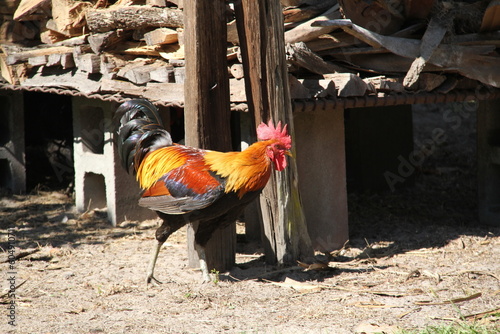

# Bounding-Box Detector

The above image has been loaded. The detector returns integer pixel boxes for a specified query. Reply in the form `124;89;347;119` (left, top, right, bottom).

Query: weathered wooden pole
235;0;313;264
184;0;235;271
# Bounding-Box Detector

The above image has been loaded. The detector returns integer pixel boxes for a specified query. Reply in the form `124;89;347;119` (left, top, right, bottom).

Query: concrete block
295;107;349;252
72;97;155;225
0;91;25;194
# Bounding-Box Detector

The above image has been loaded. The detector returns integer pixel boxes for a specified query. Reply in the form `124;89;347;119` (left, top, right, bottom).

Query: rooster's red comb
257;120;291;149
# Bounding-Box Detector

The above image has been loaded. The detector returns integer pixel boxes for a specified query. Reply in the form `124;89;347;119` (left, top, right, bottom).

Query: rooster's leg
194;243;211;283
146;240;164;285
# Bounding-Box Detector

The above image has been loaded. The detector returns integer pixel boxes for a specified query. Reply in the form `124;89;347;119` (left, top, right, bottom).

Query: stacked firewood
1;0;500;105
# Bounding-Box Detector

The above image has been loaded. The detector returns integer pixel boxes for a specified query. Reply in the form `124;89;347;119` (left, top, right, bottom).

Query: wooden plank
184;0;235;273
3;45;74;65
86;5;184;33
21;69;101;94
100;79;184;102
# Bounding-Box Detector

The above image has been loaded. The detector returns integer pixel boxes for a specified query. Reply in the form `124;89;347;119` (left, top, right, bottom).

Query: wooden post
235;0;313;264
183;0;236;271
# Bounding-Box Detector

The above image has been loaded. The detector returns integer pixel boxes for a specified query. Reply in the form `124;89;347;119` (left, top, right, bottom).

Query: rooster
115;99;292;283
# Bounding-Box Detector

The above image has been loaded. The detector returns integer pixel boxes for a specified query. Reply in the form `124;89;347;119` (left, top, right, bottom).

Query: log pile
1;0;500;106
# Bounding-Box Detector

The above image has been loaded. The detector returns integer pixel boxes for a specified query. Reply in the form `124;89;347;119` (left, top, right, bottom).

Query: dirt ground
1;102;500;334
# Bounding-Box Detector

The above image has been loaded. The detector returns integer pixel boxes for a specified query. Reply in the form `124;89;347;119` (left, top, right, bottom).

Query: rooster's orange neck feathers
204;140;274;198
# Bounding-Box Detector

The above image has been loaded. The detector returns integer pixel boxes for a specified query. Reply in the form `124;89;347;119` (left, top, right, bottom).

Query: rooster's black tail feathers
116;99;172;174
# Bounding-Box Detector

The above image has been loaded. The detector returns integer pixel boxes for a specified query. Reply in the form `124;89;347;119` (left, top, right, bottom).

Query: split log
45;52;74;68
149;63;174;82
76;53;100;73
51;0;93;36
300;78;336;97
158;44;184;60
324;72;368;97
230;63;244;79
112;41;163;56
143;27;178;46
40;28;69;44
88;30;132;54
45;18;82;37
1;54;26;85
28;55;47;66
229;77;247;102
173;66;185;83
99;53;129;78
13;0;50;21
53;34;88;46
116;60;172;85
86;5;184;33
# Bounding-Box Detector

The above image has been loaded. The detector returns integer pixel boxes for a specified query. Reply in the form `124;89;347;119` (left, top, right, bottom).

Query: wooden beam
184;0;235;272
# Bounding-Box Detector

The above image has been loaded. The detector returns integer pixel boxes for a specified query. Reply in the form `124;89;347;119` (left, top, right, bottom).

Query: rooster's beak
285;151;293;158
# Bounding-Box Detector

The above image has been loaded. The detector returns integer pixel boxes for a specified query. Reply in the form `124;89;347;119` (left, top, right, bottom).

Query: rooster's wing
137;146;225;215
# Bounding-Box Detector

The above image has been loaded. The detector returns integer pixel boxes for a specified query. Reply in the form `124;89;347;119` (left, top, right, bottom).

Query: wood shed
1;0;500;271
